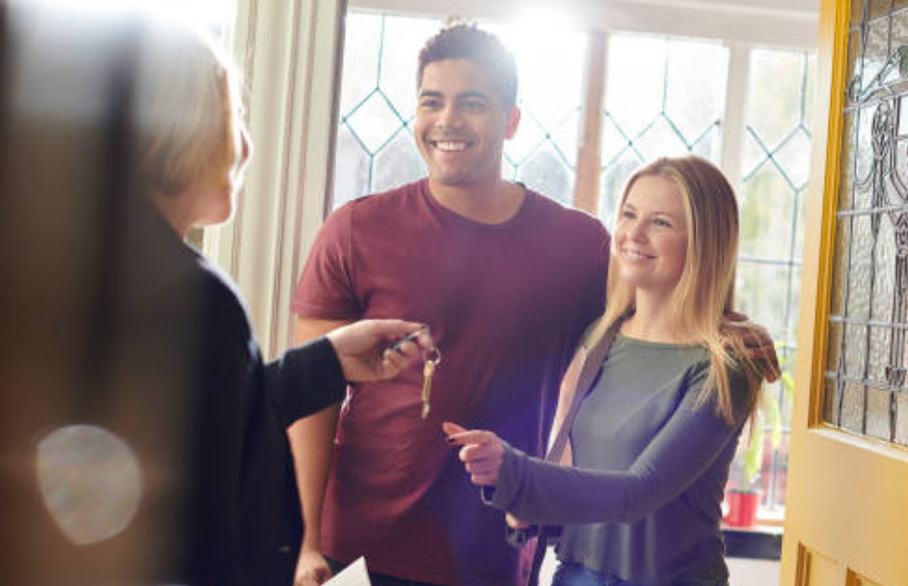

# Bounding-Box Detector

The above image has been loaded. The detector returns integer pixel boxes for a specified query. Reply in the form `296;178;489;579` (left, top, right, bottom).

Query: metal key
421;348;441;419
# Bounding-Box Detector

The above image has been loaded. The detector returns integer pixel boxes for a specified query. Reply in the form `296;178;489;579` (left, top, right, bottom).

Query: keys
390;326;429;352
421;347;441;419
390;326;441;420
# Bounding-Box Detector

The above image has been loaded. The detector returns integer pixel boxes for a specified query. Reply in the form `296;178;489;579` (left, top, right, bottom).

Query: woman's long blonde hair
590;156;762;425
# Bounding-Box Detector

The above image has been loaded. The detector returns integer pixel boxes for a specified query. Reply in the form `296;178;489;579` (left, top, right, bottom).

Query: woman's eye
654;218;671;227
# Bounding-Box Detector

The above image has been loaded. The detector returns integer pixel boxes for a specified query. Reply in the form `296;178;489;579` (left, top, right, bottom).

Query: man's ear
504;106;521;139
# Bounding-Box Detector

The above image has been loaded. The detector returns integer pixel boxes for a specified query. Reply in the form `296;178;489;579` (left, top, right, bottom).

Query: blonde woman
446;156;765;586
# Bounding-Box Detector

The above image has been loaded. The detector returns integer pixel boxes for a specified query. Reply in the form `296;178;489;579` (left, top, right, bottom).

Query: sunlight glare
29;0;235;31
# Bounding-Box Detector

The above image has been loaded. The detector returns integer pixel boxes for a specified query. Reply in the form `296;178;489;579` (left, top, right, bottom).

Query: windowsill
722;524;783;560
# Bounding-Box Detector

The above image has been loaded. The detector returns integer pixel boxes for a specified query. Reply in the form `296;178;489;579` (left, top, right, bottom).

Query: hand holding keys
390;326;441;419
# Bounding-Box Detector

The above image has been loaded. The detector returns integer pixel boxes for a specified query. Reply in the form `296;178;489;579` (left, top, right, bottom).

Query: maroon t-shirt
292;179;608;585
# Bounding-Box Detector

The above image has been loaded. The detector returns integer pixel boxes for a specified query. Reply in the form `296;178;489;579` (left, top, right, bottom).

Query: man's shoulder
523;188;609;240
317;179;425;240
340;179;425;216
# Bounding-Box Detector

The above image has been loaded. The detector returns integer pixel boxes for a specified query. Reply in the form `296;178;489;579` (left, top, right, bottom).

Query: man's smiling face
414;58;519;189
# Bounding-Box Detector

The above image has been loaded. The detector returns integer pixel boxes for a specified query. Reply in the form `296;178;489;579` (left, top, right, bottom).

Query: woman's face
190;92;252;228
613;174;689;295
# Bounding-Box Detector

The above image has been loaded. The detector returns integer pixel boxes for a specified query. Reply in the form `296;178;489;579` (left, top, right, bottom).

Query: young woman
446;156;765;586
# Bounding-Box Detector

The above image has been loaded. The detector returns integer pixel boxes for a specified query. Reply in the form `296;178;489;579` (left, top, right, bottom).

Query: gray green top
488;334;748;586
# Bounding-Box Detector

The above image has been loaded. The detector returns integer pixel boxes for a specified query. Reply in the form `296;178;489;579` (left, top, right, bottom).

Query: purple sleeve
291;203;362;320
489;367;745;525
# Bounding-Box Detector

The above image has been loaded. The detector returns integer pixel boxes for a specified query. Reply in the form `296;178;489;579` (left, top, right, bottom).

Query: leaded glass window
599;35;728;222
826;0;908;446
333;11;584;209
333;13;438;210
737;49;816;513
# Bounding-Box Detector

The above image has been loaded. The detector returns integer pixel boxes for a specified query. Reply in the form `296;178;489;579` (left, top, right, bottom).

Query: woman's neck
621;289;695;344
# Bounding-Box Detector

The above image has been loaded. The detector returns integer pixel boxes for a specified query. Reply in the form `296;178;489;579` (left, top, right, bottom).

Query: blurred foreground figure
0;4;428;585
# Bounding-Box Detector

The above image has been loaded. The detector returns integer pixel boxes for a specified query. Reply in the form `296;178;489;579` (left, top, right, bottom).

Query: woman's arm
447;367;748;526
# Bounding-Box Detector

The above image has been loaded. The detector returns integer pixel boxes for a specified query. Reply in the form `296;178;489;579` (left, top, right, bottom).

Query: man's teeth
435;141;468;151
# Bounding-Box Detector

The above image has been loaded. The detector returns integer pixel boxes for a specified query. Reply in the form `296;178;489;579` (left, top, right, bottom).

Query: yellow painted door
780;1;908;585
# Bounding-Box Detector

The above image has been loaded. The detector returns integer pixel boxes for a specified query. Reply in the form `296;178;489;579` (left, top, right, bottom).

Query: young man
289;24;609;586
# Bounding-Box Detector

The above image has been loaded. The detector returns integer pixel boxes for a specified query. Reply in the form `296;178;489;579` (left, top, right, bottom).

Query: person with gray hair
1;7;430;586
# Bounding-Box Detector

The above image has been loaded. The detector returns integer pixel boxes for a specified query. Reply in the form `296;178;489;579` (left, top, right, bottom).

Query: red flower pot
724;490;761;528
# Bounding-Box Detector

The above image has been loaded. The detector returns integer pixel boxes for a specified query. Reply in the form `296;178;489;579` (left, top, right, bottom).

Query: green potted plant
724;351;794;528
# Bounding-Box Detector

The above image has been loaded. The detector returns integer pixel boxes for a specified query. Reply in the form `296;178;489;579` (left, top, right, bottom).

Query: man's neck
427;177;525;225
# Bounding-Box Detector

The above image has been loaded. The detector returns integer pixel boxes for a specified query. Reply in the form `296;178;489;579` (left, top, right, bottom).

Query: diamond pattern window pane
344;91;407;155
598;34;727;225
604;35;669;140
515;143;574;206
665;40;729;144
599;148;644;223
736;262;792;344
634;116;694;159
333;12;443;209
735;48;815;513
378;17;446;119
747;52;810;151
827;0;908;446
503;112;549;166
338;13;384;116
372;129;426;195
739;165;800;260
332;11;583;210
333;125;370;208
492;23;584;198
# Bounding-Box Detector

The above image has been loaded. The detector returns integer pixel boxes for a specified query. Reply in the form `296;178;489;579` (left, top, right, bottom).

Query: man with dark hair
289;22;609;586
416;22;518;110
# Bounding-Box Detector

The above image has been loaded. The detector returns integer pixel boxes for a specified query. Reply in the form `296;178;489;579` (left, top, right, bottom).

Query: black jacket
138;204;346;586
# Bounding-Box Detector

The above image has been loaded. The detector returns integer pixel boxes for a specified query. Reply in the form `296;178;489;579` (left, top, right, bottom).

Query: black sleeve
265;336;347;428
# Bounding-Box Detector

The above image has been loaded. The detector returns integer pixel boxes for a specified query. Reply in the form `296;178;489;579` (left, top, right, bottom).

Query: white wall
728;558;780;586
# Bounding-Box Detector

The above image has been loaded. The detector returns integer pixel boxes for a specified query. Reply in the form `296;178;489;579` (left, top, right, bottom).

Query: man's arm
722;312;781;383
289;317;352;586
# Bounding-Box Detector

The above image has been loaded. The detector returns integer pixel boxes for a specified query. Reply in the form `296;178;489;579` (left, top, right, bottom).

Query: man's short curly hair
417;22;518;110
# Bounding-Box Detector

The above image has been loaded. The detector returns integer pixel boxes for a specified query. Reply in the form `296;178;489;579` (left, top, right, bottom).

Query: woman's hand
326;320;432;382
505;513;530;529
443;422;505;486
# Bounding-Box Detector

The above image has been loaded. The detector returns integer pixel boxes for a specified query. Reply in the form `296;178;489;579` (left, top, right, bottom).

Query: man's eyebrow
456;91;490;101
418;90;443;99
